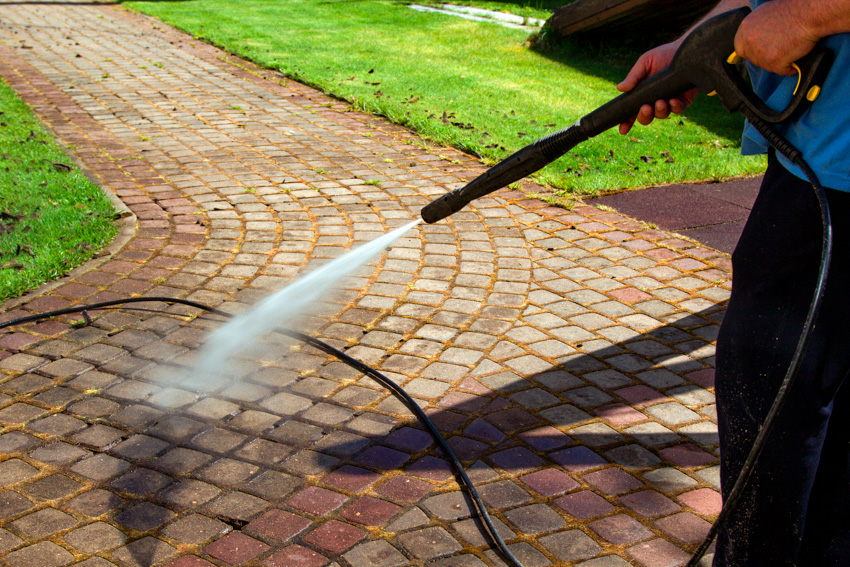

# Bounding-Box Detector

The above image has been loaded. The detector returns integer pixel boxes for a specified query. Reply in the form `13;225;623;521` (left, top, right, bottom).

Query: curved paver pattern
1;2;729;566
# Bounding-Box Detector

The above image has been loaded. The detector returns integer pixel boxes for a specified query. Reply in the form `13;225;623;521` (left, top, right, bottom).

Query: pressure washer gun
420;6;833;224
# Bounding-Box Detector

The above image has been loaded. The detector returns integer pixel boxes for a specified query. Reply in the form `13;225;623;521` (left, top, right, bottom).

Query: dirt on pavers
1;2;725;567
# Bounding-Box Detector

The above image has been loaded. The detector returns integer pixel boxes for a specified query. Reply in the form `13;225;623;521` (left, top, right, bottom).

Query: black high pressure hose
684;115;833;566
0;297;525;567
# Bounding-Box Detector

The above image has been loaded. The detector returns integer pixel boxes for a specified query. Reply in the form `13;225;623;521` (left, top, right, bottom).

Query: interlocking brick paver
4;541;73;567
246;509;310;542
115;502;176;532
0;4;733;564
619;490;682;518
25;474;82;500
162;514;230;545
398;527;462;560
677;488;722;516
504;503;567;534
287;487;348;516
583;468;644;496
263;544;328;567
303;520;367;554
376;475;433;502
655;512;712;544
589;514;654;545
205;532;270;565
627;539;691;567
11;508;77;538
65;489;123;518
342;496;402;526
485;543;550;567
207;491;269;521
451;516;516;548
63;522;127;554
539;530;603;563
343;540;408;567
555;490;616;519
0;528;22;553
111;537;176;567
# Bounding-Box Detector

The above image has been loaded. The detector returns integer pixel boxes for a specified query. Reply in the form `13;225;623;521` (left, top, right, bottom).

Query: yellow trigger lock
720;52;820;101
791;62;803;95
807;85;821;102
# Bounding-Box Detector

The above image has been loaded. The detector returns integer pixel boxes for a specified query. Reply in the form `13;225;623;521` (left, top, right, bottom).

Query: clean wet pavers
0;2;730;566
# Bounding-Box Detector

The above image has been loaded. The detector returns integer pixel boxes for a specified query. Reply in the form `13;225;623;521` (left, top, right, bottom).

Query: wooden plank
574;0;711;32
552;0;651;35
549;0;719;37
550;0;644;32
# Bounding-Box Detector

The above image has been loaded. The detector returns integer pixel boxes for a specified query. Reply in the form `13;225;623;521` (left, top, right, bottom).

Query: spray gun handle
711;46;833;123
660;7;834;122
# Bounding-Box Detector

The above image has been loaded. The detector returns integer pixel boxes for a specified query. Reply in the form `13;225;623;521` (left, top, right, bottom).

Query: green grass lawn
126;0;764;196
0;79;118;301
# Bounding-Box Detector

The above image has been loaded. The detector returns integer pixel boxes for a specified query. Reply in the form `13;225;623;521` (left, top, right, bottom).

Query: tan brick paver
0;2;726;565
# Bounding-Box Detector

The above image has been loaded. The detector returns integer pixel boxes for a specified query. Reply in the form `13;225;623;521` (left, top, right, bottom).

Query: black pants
714;156;850;566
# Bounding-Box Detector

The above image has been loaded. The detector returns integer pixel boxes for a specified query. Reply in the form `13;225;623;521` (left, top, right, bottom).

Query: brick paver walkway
0;2;728;566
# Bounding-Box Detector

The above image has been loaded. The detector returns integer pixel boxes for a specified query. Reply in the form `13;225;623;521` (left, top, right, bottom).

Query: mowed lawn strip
126;0;764;196
0;78;118;301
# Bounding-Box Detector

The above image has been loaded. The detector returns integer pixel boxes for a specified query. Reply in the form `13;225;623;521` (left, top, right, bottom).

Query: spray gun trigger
790;62;803;95
712;52;742;96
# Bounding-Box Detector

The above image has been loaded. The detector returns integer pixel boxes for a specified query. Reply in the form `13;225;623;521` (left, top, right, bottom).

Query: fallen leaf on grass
15;244;34;256
52;162;72;172
0;262;24;270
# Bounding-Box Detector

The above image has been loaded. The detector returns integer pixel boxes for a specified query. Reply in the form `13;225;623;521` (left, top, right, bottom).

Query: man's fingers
616;42;685;135
636;104;655;126
669;98;686;115
617;54;652;93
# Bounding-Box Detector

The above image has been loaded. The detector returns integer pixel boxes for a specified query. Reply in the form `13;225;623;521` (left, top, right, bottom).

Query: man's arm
618;0;850;134
735;0;850;75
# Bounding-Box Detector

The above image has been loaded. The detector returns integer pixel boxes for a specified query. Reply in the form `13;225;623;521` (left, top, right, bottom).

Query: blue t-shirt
742;1;850;191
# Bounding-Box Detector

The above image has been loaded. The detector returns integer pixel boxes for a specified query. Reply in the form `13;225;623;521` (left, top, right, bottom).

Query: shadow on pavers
0;302;723;567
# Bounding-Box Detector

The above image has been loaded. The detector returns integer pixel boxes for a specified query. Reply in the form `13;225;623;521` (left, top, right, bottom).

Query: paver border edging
0;42;139;312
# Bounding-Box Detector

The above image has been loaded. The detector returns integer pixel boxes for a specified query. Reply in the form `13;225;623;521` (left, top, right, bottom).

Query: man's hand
615;0;747;135
734;1;819;75
616;42;698;135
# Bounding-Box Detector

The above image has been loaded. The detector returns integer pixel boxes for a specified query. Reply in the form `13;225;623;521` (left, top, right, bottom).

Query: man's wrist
778;0;850;41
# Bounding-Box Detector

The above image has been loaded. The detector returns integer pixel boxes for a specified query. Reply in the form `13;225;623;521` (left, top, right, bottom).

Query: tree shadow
0;297;728;564
38;300;721;565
